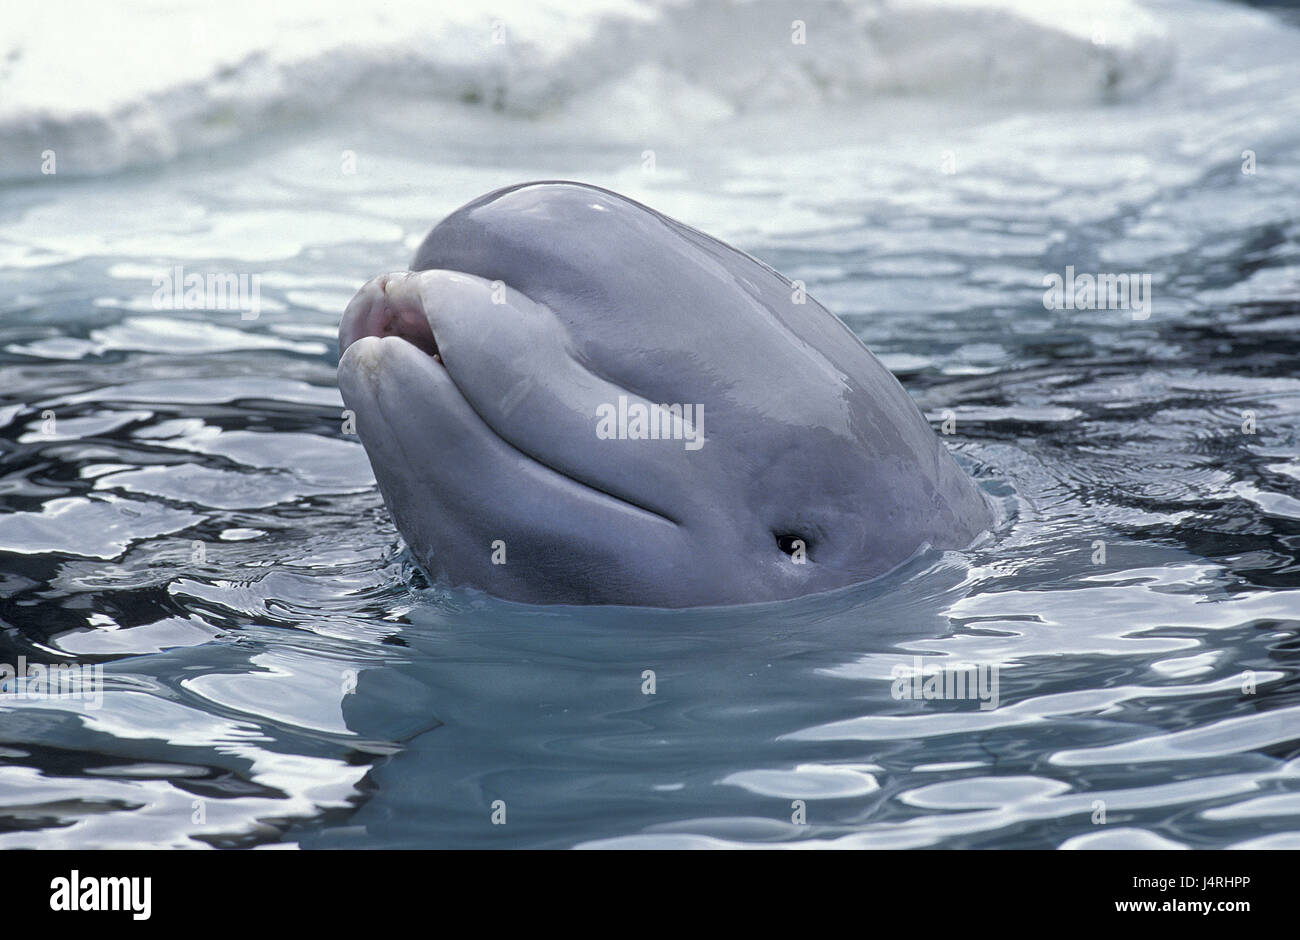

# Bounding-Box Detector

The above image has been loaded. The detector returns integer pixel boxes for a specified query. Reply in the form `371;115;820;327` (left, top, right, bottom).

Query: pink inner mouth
339;273;442;363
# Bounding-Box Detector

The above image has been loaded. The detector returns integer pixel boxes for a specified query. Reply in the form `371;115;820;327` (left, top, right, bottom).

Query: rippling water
4;0;1300;848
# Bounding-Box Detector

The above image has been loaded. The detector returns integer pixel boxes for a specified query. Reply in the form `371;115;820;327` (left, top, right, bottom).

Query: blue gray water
3;0;1300;848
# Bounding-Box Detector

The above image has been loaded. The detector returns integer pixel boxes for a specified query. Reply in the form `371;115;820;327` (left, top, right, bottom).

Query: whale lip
338;272;443;364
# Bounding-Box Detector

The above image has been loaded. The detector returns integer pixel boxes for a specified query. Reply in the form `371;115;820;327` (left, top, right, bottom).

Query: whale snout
339;272;441;361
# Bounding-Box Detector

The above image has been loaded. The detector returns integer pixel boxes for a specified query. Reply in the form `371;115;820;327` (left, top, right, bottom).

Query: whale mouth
338;272;443;365
338;268;684;530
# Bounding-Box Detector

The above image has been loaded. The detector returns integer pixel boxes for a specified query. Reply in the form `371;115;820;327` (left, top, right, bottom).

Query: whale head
337;182;992;607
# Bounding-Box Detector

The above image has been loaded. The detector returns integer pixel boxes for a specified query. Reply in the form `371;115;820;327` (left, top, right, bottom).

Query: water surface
2;0;1300;848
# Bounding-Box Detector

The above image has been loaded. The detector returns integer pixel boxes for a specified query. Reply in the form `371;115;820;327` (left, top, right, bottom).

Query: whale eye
776;534;808;557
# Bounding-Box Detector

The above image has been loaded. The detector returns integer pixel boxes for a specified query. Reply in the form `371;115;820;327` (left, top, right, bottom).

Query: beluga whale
337;182;993;607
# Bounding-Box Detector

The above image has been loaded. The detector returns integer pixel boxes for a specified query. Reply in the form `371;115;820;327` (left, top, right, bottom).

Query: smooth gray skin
337;181;993;607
